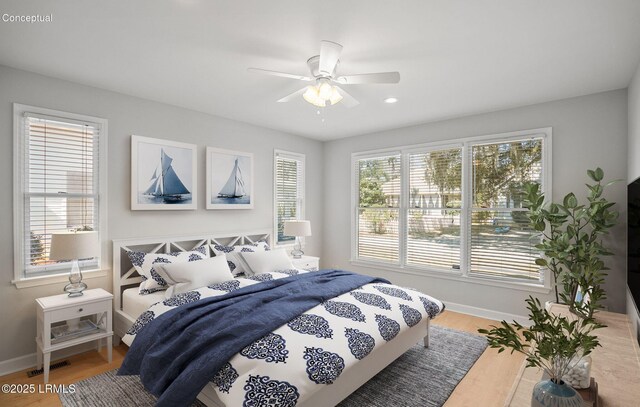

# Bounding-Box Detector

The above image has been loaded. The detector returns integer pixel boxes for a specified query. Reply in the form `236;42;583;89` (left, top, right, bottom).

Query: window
13;104;107;280
407;148;462;270
274;150;305;245
356;154;401;262
469;139;543;281
352;128;551;286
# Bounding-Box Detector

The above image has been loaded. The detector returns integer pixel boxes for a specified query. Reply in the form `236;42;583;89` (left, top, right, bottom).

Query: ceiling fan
248;40;400;108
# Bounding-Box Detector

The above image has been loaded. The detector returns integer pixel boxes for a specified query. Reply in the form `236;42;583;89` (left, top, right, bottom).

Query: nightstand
291;255;320;271
35;288;113;383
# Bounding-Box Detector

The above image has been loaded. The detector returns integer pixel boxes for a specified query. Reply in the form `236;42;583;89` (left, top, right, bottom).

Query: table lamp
49;231;99;297
283;220;312;259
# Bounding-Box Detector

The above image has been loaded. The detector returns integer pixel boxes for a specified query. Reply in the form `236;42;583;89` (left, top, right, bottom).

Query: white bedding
122;270;444;406
122;287;165;319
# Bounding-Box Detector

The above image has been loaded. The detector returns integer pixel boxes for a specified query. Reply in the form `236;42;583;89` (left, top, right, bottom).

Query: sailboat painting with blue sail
132;136;197;210
144;149;191;202
207;147;253;209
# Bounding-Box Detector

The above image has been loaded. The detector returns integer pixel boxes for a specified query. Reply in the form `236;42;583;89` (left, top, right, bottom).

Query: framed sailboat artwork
206;147;254;209
131;135;197;210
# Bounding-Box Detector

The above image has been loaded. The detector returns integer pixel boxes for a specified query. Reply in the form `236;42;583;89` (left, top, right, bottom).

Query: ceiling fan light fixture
250;40;400;109
303;86;326;107
317;80;333;100
329;87;343;105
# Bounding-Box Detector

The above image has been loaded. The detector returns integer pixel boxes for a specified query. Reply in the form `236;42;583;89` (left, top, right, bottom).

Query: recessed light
384;97;398;104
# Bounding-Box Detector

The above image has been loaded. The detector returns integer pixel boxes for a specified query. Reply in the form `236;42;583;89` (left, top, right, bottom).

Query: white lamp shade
49;231;99;260
283;220;312;237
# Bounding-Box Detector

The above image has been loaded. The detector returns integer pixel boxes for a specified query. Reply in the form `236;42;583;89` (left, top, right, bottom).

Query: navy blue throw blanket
118;269;389;407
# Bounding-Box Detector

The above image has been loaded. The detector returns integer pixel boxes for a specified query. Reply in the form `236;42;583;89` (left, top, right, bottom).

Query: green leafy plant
524;167;618;319
478;297;603;382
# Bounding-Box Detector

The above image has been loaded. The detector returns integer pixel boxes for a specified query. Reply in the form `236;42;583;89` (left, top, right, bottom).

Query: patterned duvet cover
123;270;444;406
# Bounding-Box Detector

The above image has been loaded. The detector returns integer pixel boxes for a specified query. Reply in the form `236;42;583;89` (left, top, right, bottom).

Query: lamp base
291;237;304;259
65;259;87;297
64;282;87;297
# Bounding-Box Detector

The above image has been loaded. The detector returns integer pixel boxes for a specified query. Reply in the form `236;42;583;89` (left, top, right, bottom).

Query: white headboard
111;230;272;311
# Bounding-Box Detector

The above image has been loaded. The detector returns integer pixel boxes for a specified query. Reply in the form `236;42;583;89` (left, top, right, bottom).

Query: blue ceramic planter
531;379;583;407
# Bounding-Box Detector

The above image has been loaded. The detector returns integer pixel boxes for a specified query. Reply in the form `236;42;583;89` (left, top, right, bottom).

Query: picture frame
131;135;197;210
206;147;254;209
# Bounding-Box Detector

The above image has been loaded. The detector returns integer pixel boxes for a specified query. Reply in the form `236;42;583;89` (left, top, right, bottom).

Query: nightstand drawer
295;261;317;270
48;299;110;323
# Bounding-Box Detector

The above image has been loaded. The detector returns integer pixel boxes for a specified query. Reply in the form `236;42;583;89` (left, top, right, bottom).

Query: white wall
323;90;628;319
628;61;640;339
0;65;324;364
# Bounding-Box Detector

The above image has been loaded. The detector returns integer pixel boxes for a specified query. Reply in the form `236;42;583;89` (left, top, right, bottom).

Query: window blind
352;131;548;285
356;154;401;263
469;138;544;280
23;114;100;275
275;152;304;244
407;148;462;270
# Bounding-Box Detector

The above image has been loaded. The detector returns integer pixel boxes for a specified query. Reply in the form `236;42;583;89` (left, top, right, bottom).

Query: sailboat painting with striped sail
207;147;253;209
132;135;196;210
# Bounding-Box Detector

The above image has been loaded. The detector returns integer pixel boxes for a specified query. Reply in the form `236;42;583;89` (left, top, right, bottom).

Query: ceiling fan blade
319;40;343;76
248;68;311;82
335;86;359;108
277;87;308;103
335;72;400;85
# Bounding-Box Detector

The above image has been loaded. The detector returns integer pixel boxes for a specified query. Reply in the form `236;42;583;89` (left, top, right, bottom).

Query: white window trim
273;149;306;247
351;127;552;292
12;104;108;287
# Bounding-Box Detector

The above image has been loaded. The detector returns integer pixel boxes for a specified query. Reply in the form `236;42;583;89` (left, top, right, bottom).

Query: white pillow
154;255;233;298
127;246;209;295
210;241;270;276
240;249;294;275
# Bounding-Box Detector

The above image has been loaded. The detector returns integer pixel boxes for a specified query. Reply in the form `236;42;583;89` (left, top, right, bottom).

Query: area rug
59;325;487;407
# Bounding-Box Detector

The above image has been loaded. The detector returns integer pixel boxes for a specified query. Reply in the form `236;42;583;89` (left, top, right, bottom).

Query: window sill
12;269;109;289
350;260;552;294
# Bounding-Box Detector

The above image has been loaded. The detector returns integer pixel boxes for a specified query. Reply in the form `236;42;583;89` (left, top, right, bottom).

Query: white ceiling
1;1;640;141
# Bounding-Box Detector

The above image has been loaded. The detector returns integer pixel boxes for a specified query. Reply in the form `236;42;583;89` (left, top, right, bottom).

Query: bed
112;230;444;407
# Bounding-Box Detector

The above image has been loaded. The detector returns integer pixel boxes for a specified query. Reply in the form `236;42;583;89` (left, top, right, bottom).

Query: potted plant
524;168;618;319
479;297;603;406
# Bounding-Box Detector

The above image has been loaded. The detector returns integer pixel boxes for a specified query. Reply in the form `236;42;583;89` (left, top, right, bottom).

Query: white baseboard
443;300;531;327
0;341;101;377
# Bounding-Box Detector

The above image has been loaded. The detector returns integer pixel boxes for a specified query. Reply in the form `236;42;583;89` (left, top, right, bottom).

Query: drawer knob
78;308;83;312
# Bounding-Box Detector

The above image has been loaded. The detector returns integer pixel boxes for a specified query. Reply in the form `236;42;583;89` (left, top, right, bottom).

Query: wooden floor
0;311;524;407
